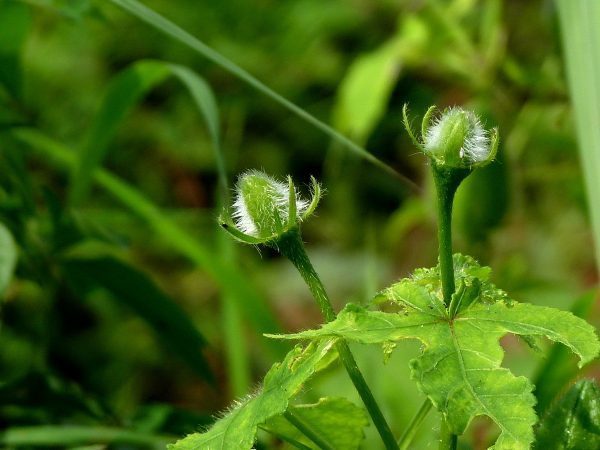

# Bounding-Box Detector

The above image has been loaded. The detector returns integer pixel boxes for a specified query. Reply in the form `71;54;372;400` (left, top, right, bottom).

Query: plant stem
398;398;433;450
283;410;335;450
278;230;399;450
432;165;469;307
432;164;469;450
439;418;458;450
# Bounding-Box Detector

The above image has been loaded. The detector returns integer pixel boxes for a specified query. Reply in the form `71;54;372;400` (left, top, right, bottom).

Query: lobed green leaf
533;291;598;415
270;255;600;449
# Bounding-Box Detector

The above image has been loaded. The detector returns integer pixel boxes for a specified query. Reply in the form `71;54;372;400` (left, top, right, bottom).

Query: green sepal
301;176;322;221
421;105;437;139
218;215;270;245
402;104;424;150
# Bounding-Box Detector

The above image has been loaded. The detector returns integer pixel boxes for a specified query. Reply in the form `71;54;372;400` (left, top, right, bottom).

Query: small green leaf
0;221;17;297
169;340;336;450
534;380;600;449
271;255;600;449
262;397;368;450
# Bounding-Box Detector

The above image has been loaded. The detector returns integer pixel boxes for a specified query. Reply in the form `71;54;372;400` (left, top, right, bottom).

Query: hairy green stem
432;165;469;450
397;399;433;449
278;230;399;450
283;410;335;450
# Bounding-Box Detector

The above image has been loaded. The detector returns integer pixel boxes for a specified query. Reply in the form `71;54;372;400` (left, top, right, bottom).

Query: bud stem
278;230;336;322
431;164;469;450
277;230;399;450
432;164;469;307
439;417;458;450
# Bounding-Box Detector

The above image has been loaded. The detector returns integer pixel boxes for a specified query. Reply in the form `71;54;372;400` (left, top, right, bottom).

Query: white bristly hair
424;108;491;165
232;170;309;237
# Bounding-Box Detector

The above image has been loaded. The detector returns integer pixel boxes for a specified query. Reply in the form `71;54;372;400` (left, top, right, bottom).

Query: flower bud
233;171;307;239
424;108;496;168
403;105;498;170
220;170;321;245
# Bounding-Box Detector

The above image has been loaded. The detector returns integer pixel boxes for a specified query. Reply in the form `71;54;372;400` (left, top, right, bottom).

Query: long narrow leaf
12;128;286;358
0;425;173;448
106;0;417;190
69;60;169;204
0;0;30;99
556;0;600;272
0;221;17;297
68;57;249;393
62;256;214;382
70;59;227;204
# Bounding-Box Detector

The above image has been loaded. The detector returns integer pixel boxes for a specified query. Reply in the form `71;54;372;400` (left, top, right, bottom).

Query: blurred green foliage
0;0;599;448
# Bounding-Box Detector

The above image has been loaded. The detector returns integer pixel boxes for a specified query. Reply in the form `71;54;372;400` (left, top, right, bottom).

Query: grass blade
12;128;286;359
68;56;251;394
556;0;600;272
107;0;417;191
0;0;30;100
70;59;228;204
69;60;170;204
0;221;17;297
62;256;214;382
0;425;173;448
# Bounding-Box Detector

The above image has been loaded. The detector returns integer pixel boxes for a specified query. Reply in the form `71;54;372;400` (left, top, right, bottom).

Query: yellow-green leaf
271;255;600;450
169;340;335;450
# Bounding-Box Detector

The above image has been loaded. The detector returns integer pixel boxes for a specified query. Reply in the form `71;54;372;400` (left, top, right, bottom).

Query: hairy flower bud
220;170;321;245
233;171;307;239
403;105;499;170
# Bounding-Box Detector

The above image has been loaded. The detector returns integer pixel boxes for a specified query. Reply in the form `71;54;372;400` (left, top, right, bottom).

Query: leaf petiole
398;398;433;450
